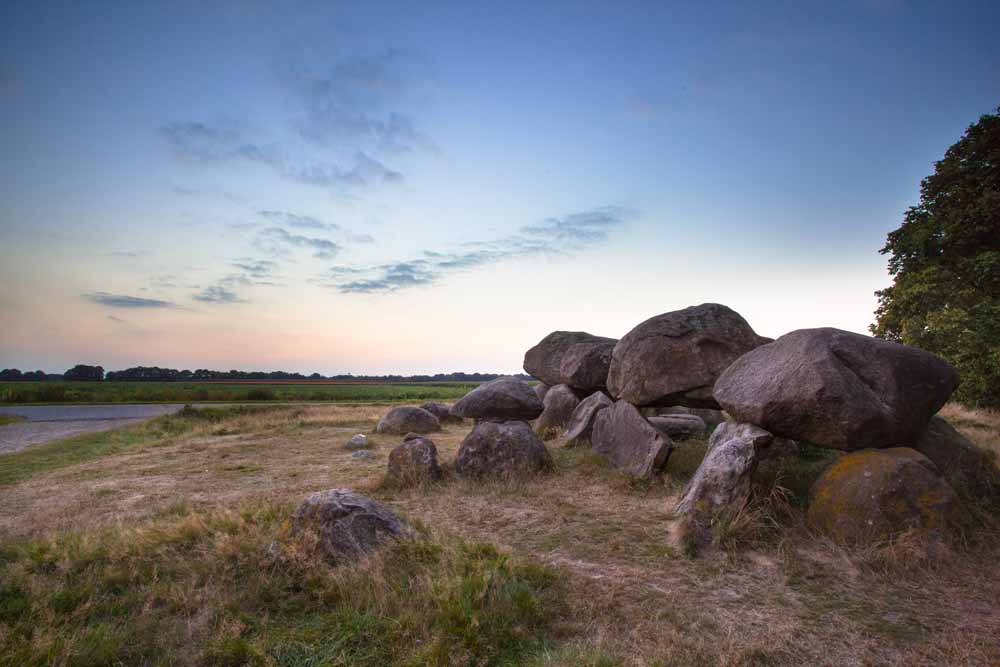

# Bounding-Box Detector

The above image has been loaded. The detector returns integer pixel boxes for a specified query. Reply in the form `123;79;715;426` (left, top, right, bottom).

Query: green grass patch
0;501;565;667
0;406;280;488
0;415;25;427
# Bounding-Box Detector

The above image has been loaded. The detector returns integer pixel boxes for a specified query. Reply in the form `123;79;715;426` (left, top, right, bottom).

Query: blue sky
1;0;998;374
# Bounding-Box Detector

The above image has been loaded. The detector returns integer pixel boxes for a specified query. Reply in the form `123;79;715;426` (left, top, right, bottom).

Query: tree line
1;365;525;383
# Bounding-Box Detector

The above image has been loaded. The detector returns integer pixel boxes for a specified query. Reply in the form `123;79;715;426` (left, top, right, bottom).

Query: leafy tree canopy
872;106;1000;407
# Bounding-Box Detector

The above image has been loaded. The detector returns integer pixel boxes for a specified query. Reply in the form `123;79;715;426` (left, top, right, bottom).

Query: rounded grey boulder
535;384;581;439
387;437;442;487
455;420;553;479
607;303;768;408
451;377;544;421
713;328;960;451
285;489;409;564
375;406;441;435
523;331;617;391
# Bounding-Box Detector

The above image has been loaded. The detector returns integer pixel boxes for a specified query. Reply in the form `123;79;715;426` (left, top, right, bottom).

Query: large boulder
808;448;961;544
591;400;673;479
560;390;613;447
607;303;767;408
523;331;617;391
420;401;462;424
387;437;442;487
284;489;410;564
534;383;550;403
535;384;581;439
455;420;553;479
451;377;544;421
375;406;441;435
648;414;707;440
714;328;960;451
674;422;773;517
912;416;998;492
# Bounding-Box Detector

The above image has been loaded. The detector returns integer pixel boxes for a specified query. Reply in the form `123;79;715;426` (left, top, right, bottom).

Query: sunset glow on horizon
3;1;999;374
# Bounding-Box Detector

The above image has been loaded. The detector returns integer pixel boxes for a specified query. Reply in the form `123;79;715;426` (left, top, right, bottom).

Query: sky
1;0;998;375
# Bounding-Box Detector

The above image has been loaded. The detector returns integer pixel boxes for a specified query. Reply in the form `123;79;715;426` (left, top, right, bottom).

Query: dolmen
450;377;552;479
523;305;987;552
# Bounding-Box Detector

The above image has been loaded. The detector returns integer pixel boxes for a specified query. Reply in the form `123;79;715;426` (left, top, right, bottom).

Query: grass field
0;403;998;665
0;381;478;404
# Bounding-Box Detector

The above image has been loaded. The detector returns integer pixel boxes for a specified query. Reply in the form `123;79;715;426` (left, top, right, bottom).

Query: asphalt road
0;404;187;455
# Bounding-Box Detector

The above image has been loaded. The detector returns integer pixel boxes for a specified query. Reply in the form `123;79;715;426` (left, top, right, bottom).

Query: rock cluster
521;303;982;550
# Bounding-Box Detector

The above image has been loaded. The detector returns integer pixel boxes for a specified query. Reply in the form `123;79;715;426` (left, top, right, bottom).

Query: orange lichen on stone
807;447;961;545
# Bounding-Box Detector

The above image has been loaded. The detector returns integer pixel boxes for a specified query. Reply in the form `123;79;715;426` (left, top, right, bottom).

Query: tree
63;364;105;382
872;106;1000;407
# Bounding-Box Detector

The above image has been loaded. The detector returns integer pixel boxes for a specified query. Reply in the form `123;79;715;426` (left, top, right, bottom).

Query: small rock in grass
345;434;369;450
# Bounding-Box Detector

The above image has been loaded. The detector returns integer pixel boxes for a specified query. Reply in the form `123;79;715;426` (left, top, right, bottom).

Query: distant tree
63;364;105;382
0;369;22;381
872;106;1000;407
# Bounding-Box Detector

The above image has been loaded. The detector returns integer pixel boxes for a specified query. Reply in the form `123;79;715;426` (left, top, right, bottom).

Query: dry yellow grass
1;402;999;665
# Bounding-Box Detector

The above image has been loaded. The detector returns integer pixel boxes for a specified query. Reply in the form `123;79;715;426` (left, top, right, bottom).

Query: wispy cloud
84;292;175;308
172;187;245;203
257;210;375;243
192;285;246;304
160;119;404;189
255;227;341;259
282;49;436;155
319;205;637;294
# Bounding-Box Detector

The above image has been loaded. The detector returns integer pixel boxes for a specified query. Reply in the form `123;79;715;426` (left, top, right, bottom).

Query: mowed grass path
0;380;479;404
0;403;999;666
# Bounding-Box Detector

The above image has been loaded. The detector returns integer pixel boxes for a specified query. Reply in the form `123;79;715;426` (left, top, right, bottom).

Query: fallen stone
451;377;544;421
714;328;960;451
284;489;410;564
455;420;553;479
352;450;376;461
591;400;673;478
387;437;442;486
375;406;441;436
607;303;767;408
535;384;581;439
523;331;617;391
648;414;707;440
808;448;961;544
659;406;727;432
560;390;613;447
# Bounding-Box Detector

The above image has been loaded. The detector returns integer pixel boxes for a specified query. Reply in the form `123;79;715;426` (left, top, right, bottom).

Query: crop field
0;381;479;405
